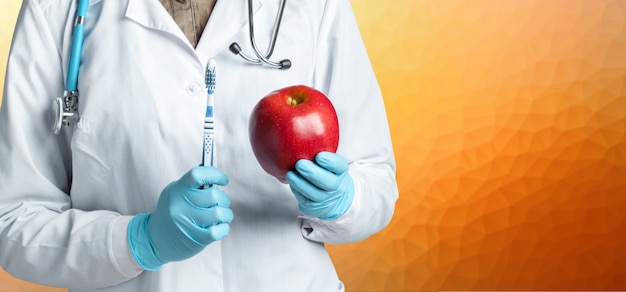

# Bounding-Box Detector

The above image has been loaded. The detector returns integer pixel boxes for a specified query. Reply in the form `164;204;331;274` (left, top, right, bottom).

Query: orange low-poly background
1;1;626;291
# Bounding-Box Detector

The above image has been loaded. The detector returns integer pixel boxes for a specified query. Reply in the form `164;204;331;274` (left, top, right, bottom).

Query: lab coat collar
196;0;262;61
124;0;187;43
124;0;262;62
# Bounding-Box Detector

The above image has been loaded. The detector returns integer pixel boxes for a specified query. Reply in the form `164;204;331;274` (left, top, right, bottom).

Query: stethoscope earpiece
228;42;243;55
279;59;291;70
53;0;292;134
229;42;291;70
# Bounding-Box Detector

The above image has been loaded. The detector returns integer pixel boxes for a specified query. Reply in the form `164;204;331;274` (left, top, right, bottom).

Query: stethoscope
229;0;291;70
52;0;88;134
53;0;291;134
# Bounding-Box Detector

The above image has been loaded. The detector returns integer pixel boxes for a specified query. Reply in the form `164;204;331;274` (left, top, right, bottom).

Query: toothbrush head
205;59;216;94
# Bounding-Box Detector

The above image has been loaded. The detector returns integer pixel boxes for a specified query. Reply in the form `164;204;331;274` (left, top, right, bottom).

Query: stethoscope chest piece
52;91;80;134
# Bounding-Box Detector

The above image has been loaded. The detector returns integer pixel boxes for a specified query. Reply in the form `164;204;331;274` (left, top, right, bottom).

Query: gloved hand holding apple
286;151;355;220
249;85;355;220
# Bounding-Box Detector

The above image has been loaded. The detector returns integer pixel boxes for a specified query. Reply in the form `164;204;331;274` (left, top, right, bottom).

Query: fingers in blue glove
156;167;233;244
315;151;349;174
286;152;355;220
287;152;348;195
289;182;343;217
182;183;231;209
129;166;234;270
177;188;234;243
179;166;229;188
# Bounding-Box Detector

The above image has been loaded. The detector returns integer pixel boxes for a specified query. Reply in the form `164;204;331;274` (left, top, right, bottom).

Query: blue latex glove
286;152;355;220
128;166;233;270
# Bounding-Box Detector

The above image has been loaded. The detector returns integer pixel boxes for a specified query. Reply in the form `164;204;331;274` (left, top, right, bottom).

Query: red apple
249;85;340;183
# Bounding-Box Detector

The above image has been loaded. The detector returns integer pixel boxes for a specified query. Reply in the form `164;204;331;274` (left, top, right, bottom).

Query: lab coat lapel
195;0;262;61
124;0;191;50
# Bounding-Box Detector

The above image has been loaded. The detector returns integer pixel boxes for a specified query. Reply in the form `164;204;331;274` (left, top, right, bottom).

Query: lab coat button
186;82;202;96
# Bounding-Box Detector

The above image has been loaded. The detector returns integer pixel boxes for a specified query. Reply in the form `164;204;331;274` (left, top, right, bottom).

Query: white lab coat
0;0;397;291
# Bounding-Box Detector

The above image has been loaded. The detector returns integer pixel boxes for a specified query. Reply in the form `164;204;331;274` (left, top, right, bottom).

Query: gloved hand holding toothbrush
128;166;233;270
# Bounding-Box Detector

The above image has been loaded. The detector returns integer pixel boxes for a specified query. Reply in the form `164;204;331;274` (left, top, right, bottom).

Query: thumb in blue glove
128;166;233;270
286;152;355;220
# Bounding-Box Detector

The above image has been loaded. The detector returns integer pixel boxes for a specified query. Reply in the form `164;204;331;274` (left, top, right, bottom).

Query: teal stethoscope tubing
66;0;293;91
52;0;87;135
66;0;89;92
57;0;289;134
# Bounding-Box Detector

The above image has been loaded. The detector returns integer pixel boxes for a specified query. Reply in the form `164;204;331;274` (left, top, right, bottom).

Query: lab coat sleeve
303;0;399;244
0;1;142;289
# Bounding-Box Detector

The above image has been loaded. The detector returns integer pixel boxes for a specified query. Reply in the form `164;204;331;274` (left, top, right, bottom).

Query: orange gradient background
1;1;626;291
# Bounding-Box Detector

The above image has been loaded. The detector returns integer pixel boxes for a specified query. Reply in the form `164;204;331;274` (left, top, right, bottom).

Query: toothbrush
202;59;216;167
